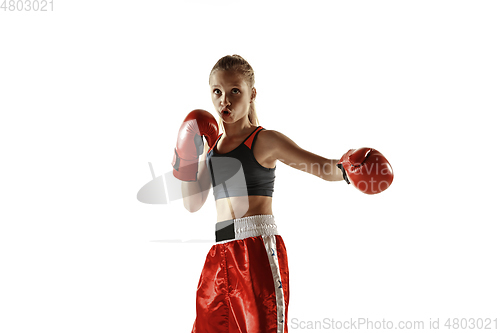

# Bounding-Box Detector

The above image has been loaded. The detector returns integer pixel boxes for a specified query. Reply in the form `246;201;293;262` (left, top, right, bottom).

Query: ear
251;87;257;102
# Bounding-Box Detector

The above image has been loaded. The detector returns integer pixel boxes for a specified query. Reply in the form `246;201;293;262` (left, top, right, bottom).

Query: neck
222;117;254;139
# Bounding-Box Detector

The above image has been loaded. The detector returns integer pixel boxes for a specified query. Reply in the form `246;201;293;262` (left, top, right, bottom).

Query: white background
1;0;499;332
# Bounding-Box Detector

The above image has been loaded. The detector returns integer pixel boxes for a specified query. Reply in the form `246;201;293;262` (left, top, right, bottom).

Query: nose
221;94;231;107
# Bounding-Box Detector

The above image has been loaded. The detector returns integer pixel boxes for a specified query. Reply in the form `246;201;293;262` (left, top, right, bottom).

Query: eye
213;88;221;95
231;88;240;94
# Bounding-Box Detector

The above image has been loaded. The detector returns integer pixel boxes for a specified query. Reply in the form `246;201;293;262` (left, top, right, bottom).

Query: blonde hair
209;54;259;127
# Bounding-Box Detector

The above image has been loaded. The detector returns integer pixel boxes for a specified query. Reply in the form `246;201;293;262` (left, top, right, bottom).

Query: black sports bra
206;126;275;200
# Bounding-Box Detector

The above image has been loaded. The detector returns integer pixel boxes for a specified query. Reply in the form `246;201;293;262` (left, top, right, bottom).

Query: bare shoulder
259;129;297;149
259;129;289;143
255;129;303;167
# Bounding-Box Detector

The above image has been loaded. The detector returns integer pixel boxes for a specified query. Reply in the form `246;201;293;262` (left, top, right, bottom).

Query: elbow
183;200;202;213
185;207;200;213
182;194;207;213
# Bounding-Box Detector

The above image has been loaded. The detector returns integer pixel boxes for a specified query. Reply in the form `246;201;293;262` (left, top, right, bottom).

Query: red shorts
192;215;289;333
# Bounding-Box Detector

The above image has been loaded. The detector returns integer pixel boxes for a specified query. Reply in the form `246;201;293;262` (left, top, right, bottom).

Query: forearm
315;158;344;182
181;158;211;212
181;180;203;212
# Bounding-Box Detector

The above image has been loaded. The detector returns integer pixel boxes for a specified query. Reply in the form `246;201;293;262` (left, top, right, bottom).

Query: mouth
221;109;231;116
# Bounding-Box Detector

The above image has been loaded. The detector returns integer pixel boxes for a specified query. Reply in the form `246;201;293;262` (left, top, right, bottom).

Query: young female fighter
171;55;393;333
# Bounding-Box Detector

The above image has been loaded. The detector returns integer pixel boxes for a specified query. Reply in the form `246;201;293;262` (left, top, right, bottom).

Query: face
209;70;256;125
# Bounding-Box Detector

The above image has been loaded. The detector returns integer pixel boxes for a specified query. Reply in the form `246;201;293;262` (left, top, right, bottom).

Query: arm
171;109;218;212
181;142;212;212
264;130;344;181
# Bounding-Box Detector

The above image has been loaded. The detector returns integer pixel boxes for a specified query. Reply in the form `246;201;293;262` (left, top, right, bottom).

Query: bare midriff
215;195;273;222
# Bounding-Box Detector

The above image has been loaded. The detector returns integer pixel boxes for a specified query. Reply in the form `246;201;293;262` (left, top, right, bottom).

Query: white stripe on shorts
262;234;285;333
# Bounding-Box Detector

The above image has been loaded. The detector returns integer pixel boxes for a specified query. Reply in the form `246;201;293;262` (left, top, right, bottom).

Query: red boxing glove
172;109;219;181
337;148;394;194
